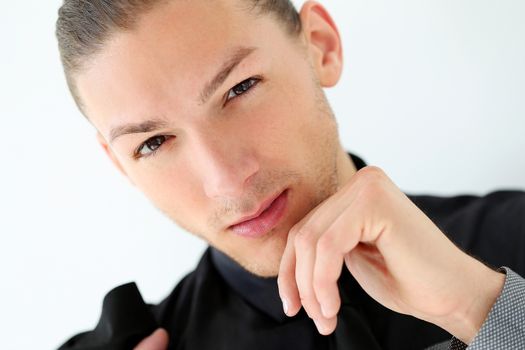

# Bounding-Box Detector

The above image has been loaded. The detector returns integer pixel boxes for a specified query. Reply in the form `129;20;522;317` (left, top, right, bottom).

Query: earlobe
96;132;132;183
299;1;343;87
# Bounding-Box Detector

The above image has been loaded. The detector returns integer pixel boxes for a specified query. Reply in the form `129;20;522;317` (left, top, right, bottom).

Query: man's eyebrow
109;119;168;143
108;47;256;143
199;46;257;105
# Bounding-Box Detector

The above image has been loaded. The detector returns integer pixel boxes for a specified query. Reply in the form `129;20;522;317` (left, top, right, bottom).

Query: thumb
134;328;169;350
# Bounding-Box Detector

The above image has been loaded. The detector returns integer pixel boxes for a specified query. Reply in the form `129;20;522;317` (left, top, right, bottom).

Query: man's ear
96;131;133;184
299;1;343;87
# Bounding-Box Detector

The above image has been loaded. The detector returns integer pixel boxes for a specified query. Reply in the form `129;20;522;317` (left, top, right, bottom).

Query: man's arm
446;267;525;349
277;166;522;345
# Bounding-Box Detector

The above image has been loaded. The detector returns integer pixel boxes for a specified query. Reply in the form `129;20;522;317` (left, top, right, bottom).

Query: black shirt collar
210;152;367;323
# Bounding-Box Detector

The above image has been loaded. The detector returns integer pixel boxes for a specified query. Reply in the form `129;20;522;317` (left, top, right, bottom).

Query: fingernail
282;298;289;316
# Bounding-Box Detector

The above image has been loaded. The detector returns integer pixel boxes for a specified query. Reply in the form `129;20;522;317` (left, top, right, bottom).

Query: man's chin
240;257;282;278
223;232;288;277
218;188;319;277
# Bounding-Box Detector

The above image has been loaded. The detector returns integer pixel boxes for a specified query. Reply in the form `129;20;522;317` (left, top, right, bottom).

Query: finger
134;328;169;350
277;229;301;317
278;199;328;317
314;232;344;319
344;246;398;312
298;190;360;320
314;206;363;319
294;226;337;334
286;184;359;332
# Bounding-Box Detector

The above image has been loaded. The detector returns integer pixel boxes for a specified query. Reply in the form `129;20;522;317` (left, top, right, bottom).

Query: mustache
207;170;301;229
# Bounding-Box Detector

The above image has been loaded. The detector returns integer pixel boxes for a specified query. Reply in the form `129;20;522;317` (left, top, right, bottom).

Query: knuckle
299;290;315;301
277;271;290;287
356;166;386;186
294;227;317;250
288;225;301;240
359;165;385;177
316;233;335;255
299;292;313;307
298;292;317;309
356;168;389;199
361;180;384;202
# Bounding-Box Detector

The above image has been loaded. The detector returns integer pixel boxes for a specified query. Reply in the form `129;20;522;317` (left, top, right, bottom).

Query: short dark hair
55;0;302;110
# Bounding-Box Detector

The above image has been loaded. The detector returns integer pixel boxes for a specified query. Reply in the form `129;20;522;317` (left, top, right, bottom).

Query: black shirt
58;153;525;350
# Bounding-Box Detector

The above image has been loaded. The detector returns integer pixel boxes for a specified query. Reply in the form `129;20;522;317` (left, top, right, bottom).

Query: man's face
76;0;353;276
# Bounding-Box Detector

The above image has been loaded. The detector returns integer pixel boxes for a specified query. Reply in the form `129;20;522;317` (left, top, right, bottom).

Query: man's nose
192;133;259;199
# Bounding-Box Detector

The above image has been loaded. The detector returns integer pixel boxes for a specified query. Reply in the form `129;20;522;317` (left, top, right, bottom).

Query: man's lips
228;189;289;238
229;189;287;227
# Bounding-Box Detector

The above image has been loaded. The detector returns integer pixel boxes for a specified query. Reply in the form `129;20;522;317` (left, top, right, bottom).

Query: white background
1;1;524;349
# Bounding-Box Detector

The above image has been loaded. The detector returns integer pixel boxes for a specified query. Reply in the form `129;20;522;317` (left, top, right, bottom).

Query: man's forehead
78;0;270;127
124;0;246;63
81;0;260;83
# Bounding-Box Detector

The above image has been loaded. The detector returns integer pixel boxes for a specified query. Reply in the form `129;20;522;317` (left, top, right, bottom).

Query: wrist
440;261;506;344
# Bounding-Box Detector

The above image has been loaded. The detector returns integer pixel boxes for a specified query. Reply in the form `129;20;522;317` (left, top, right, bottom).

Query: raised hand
278;166;505;344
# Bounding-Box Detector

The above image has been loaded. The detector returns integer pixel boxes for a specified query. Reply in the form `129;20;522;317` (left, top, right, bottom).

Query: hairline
58;0;303;115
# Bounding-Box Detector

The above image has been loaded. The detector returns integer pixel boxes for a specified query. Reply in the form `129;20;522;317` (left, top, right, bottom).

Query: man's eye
135;135;172;159
225;77;261;103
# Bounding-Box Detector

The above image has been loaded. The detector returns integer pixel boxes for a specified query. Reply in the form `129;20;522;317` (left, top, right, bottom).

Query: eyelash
223;76;261;106
133;135;174;160
133;76;261;160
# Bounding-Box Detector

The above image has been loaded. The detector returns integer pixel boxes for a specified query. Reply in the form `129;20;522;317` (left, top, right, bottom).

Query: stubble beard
161;80;343;278
242;86;342;277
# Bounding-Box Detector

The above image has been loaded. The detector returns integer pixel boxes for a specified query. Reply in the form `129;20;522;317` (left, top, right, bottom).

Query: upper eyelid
223;76;262;104
230;75;262;92
134;134;171;159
